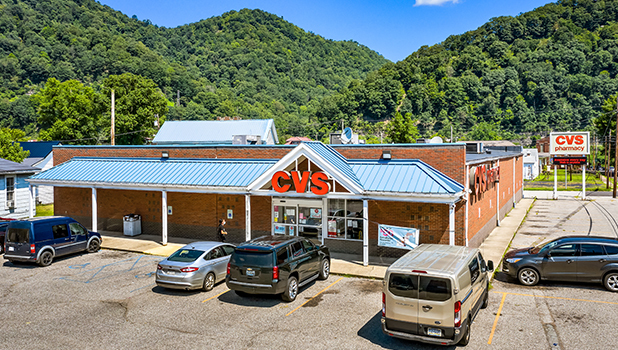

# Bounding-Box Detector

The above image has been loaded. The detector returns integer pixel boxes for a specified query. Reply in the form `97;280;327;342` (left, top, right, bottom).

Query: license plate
246;269;255;277
166;270;177;275
427;328;442;337
8;247;14;252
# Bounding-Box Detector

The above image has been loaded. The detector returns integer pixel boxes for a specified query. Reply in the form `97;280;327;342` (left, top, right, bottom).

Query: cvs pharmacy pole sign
549;132;590;155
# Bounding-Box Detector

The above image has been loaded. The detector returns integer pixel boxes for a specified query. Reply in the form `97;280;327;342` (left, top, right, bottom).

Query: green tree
464;122;502;141
35;78;106;144
0;128;30;163
387;112;419;143
102;73;168;145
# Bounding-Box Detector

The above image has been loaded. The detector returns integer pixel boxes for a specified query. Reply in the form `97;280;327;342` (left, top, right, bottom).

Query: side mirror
487;260;494;272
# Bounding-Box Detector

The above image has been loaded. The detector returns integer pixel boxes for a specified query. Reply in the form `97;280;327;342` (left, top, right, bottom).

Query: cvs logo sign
550;132;589;155
555;135;584;145
272;171;329;195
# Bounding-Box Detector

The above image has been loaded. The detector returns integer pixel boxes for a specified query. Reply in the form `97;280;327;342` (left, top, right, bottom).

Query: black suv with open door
226;235;330;302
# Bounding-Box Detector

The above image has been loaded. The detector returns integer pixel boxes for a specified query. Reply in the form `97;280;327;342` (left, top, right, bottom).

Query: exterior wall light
382;150;392;160
162;151;169;159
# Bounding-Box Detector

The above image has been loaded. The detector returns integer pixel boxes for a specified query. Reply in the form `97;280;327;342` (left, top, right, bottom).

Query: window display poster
274;225;285;234
327;220;337;237
289;226;295;236
310;208;322;219
378;224;419;250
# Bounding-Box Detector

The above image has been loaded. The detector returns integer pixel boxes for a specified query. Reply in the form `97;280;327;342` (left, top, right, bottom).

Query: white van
381;244;494;346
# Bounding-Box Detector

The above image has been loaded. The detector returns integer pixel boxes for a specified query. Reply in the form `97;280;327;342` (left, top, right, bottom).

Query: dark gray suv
226;235;330;302
503;236;618;292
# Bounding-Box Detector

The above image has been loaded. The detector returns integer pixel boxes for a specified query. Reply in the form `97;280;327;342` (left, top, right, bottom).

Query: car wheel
481;290;489;309
318;259;330;280
38;251;53;267
282;276;298;302
458;319;470;346
604;272;618;292
518;267;540;286
87;239;100;253
203;273;216;292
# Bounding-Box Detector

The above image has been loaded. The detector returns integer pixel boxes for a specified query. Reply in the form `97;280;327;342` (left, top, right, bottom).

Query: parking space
2;245;616;349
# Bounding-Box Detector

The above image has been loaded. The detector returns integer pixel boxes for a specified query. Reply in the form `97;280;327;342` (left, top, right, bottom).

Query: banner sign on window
378;224;419;250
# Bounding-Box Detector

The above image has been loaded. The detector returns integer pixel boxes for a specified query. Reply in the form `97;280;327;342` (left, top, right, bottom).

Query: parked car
0;217;16;254
503;236;618;292
226;235;330;302
156;242;235;291
382;244;494;346
4;216;102;266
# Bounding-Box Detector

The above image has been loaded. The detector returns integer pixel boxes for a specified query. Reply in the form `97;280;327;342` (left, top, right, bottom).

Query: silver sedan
156;241;235;291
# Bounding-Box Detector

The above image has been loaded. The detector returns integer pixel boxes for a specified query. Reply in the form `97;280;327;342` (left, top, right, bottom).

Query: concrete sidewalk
100;198;535;280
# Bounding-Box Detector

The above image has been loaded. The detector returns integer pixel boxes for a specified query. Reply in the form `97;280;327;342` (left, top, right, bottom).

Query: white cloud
414;0;460;6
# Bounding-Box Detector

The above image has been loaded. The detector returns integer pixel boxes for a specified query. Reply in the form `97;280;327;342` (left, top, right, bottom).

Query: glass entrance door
273;199;323;243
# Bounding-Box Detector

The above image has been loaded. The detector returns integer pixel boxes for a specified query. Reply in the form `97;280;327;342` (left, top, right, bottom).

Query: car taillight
30;244;35;254
454;300;462;327
273;266;279;280
157;264;162;270
382;292;386;317
180;267;199;273
227;262;230;275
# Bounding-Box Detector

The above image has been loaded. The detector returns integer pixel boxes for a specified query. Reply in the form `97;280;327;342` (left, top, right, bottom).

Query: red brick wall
335;146;466;184
467;156;523;247
55;187;91;217
367;200;465;246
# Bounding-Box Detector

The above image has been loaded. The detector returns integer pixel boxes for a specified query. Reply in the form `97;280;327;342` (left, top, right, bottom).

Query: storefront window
273;202;322;241
327;199;363;240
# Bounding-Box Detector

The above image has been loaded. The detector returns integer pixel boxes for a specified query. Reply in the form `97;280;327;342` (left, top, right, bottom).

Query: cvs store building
27;142;522;265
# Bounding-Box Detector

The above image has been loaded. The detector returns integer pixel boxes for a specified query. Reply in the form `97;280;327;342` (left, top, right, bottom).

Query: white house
152;119;279;145
20;141;61;204
523;148;540;180
1;159;39;218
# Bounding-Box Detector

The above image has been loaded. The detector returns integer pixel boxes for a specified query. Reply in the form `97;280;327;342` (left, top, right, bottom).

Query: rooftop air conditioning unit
6;200;14;209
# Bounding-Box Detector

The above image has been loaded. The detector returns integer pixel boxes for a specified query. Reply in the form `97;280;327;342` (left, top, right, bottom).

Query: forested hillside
0;0;387;143
314;0;618;145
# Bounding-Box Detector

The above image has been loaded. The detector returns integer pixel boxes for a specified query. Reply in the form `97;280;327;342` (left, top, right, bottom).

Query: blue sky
99;0;553;62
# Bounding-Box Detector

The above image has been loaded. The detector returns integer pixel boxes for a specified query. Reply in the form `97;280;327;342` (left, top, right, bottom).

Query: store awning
28;157;277;193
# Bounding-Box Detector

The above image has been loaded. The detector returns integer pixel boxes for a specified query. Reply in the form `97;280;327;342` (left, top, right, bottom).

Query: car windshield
167;249;205;262
531;239;560;254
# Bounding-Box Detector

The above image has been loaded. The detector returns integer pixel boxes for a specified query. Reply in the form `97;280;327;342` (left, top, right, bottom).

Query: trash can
123;214;142;236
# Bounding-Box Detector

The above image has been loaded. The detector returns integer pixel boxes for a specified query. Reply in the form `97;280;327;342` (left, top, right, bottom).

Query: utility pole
614;95;618;198
606;134;611;189
111;89;115;146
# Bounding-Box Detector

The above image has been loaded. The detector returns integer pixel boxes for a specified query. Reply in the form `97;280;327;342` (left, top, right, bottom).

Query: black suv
226;235;330;302
503;236;618;292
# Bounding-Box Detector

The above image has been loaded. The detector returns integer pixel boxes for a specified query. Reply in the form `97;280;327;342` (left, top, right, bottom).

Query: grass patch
36;204;53;217
525;172;613;191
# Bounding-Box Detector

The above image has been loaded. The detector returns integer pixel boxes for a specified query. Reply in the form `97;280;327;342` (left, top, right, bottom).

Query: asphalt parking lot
1;248;616;349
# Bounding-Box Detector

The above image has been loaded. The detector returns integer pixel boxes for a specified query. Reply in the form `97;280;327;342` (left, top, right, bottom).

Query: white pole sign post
549;132;590;200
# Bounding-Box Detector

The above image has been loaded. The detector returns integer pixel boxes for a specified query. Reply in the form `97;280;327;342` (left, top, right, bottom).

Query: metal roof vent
382;150;392;160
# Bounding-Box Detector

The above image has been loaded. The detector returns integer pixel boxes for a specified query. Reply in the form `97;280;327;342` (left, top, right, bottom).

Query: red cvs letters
272;171;329;195
555;135;584;145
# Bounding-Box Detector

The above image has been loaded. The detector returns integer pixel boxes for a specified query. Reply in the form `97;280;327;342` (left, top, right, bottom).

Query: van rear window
7;228;30;243
419;276;452;302
388;274;419;298
232;250;273;266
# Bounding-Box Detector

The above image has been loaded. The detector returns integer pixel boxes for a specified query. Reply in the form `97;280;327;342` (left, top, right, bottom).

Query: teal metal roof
302;142;363;189
29;158;276;188
28;142;464;197
349;160;464;194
